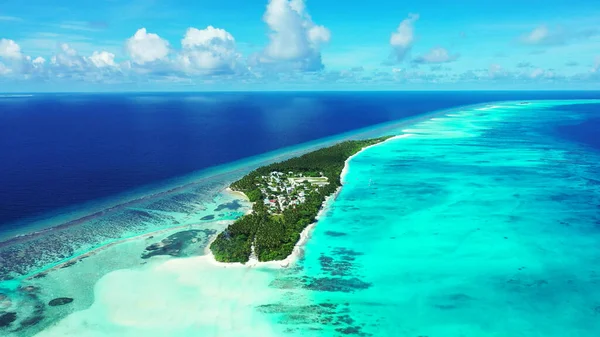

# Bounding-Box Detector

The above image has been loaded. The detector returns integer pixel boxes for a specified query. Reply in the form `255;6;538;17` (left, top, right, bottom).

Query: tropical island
210;137;392;263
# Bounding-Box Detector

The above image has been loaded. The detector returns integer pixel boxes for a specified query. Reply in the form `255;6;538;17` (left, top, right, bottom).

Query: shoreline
17;132;414;280
205;133;412;269
0;100;513;246
225;187;250;201
340;133;414;183
204;188;341;269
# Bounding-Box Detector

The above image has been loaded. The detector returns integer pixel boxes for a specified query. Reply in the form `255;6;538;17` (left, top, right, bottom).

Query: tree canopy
210;137;391;263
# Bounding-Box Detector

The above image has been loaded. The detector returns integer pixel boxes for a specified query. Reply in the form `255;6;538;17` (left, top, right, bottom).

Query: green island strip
210;137;392;263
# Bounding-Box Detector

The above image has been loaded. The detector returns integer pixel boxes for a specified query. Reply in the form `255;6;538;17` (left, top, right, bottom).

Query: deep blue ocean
1;91;599;230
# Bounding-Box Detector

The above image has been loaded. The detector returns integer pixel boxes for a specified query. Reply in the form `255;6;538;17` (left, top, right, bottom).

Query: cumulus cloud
32;56;46;66
51;43;87;69
0;39;39;75
43;44;122;82
178;26;240;75
125;28;170;65
0;39;121;82
0;38;23;60
390;14;419;63
256;0;331;71
89;51;116;68
412;47;458;64
1;24;247;83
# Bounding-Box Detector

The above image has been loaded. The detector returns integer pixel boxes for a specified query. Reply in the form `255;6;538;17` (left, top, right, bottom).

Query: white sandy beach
224;187;250;201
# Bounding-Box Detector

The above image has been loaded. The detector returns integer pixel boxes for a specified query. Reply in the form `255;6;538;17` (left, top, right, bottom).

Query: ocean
1;91;599;233
1;93;600;336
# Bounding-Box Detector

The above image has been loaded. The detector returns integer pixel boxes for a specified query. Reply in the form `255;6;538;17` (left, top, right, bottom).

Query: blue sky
0;0;599;91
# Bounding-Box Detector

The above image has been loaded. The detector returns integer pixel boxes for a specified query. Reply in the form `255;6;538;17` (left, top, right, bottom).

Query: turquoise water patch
263;100;600;336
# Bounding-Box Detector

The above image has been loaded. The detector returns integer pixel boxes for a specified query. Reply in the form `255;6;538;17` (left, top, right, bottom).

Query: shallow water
275;100;600;336
3;99;600;336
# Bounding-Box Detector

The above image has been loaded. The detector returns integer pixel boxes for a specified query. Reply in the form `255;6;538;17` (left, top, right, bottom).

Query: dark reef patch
304;277;372;293
60;260;78;269
48;297;73;306
332;247;364;258
201;215;215;221
317;247;365;277
429;292;475;311
335;326;372;336
214;200;242;212
19;285;39;293
141;229;216;259
324;231;347;237
0;288;47;331
0;201;183;280
319;254;354;276
19;315;44;329
258;300;372;336
0;312;17;327
257;303;337;316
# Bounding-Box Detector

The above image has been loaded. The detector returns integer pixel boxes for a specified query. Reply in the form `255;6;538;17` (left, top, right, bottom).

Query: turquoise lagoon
3;100;600;336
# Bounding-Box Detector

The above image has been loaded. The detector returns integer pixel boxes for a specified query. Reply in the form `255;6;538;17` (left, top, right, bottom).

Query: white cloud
519;25;597;46
42;44;121;83
32;56;46;65
182;26;234;49
51;43;86;69
125;28;170;65
178;26;240;75
0;38;23;60
521;26;554;45
390;14;419;62
0;62;10;75
89;51;116;68
412;47;458;64
257;0;330;71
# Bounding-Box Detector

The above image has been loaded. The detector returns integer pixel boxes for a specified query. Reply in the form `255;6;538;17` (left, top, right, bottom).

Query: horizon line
2;89;600;95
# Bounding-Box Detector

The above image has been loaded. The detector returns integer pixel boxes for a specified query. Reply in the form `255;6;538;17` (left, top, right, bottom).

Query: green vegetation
210;137;391;263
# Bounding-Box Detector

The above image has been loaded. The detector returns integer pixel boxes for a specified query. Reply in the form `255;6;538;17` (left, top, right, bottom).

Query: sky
0;0;599;91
